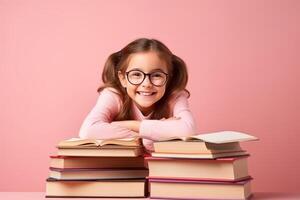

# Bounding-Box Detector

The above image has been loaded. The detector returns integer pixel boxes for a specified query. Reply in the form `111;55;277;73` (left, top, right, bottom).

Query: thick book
50;155;146;169
149;177;252;200
146;156;250;181
151;151;249;159
153;131;258;155
45;178;147;198
49;167;149;180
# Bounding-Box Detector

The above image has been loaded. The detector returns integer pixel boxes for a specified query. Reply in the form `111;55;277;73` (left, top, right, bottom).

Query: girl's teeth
139;92;153;96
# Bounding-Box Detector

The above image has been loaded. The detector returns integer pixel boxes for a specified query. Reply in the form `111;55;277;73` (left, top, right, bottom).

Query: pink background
1;0;299;193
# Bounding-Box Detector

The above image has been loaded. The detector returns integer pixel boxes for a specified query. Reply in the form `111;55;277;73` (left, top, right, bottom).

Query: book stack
46;137;148;198
147;131;258;200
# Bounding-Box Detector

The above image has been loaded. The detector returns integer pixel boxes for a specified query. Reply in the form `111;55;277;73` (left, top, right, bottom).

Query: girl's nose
141;75;152;87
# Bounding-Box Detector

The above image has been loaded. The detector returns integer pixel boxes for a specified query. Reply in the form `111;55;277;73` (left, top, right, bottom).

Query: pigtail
168;54;190;97
97;51;122;93
97;51;133;121
152;54;190;119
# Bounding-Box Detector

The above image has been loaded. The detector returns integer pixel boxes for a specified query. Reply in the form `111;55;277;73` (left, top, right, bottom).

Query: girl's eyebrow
128;67;166;73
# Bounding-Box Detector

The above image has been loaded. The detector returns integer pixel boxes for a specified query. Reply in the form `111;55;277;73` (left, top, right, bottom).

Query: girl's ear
118;71;127;88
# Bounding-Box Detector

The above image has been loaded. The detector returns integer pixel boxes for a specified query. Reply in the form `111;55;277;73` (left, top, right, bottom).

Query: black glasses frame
125;69;168;87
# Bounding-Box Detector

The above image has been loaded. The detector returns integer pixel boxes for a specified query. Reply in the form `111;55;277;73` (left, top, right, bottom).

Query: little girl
79;38;197;151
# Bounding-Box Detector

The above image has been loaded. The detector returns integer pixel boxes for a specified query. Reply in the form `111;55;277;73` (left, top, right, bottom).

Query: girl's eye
129;71;143;78
152;72;163;78
132;73;142;77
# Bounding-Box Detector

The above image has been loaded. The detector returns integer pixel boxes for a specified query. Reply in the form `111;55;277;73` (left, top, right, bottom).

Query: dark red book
49;155;146;169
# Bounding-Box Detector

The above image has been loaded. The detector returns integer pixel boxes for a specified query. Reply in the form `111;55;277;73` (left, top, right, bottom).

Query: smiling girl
79;38;196;151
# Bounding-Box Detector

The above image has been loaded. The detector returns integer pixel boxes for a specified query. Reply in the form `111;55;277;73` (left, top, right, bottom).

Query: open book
160;131;258;143
57;137;141;148
56;137;143;157
153;131;258;157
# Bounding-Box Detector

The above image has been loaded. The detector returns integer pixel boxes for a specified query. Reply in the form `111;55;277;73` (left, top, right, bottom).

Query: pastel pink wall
1;0;299;192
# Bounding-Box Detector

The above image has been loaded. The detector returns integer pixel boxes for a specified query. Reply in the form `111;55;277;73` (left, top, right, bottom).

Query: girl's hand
111;120;141;132
160;116;181;121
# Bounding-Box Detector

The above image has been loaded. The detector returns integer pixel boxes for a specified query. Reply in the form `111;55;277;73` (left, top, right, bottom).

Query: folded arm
112;91;197;141
79;88;138;140
139;103;197;141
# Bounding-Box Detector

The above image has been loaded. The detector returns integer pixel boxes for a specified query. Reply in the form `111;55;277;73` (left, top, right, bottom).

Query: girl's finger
165;116;181;120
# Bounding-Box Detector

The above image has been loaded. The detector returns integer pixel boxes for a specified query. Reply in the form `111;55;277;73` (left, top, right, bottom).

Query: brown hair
97;38;189;120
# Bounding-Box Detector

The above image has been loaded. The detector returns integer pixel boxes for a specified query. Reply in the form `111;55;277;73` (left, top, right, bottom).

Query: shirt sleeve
139;91;197;141
79;88;138;140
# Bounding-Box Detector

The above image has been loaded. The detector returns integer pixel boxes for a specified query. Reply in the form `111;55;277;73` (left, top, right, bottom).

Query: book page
191;131;258;144
58;137;140;148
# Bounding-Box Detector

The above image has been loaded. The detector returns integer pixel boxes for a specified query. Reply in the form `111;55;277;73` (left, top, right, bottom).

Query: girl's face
118;51;168;115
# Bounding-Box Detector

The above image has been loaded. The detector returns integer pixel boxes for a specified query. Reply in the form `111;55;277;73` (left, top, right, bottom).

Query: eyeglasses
125;69;168;87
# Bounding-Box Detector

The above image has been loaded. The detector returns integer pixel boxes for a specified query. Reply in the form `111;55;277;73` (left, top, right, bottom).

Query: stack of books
46;137;148;198
147;131;258;200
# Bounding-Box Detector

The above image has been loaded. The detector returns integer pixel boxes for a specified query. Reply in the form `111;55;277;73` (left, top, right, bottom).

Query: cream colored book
49;168;149;180
147;156;250;181
57;146;143;157
159;131;258;143
149;178;252;200
57;137;141;148
153;141;243;154
151;151;249;159
46;178;146;198
153;131;258;154
57;137;143;157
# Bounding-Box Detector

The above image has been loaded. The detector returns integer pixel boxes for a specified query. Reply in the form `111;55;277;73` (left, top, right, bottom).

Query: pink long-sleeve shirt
79;87;197;151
